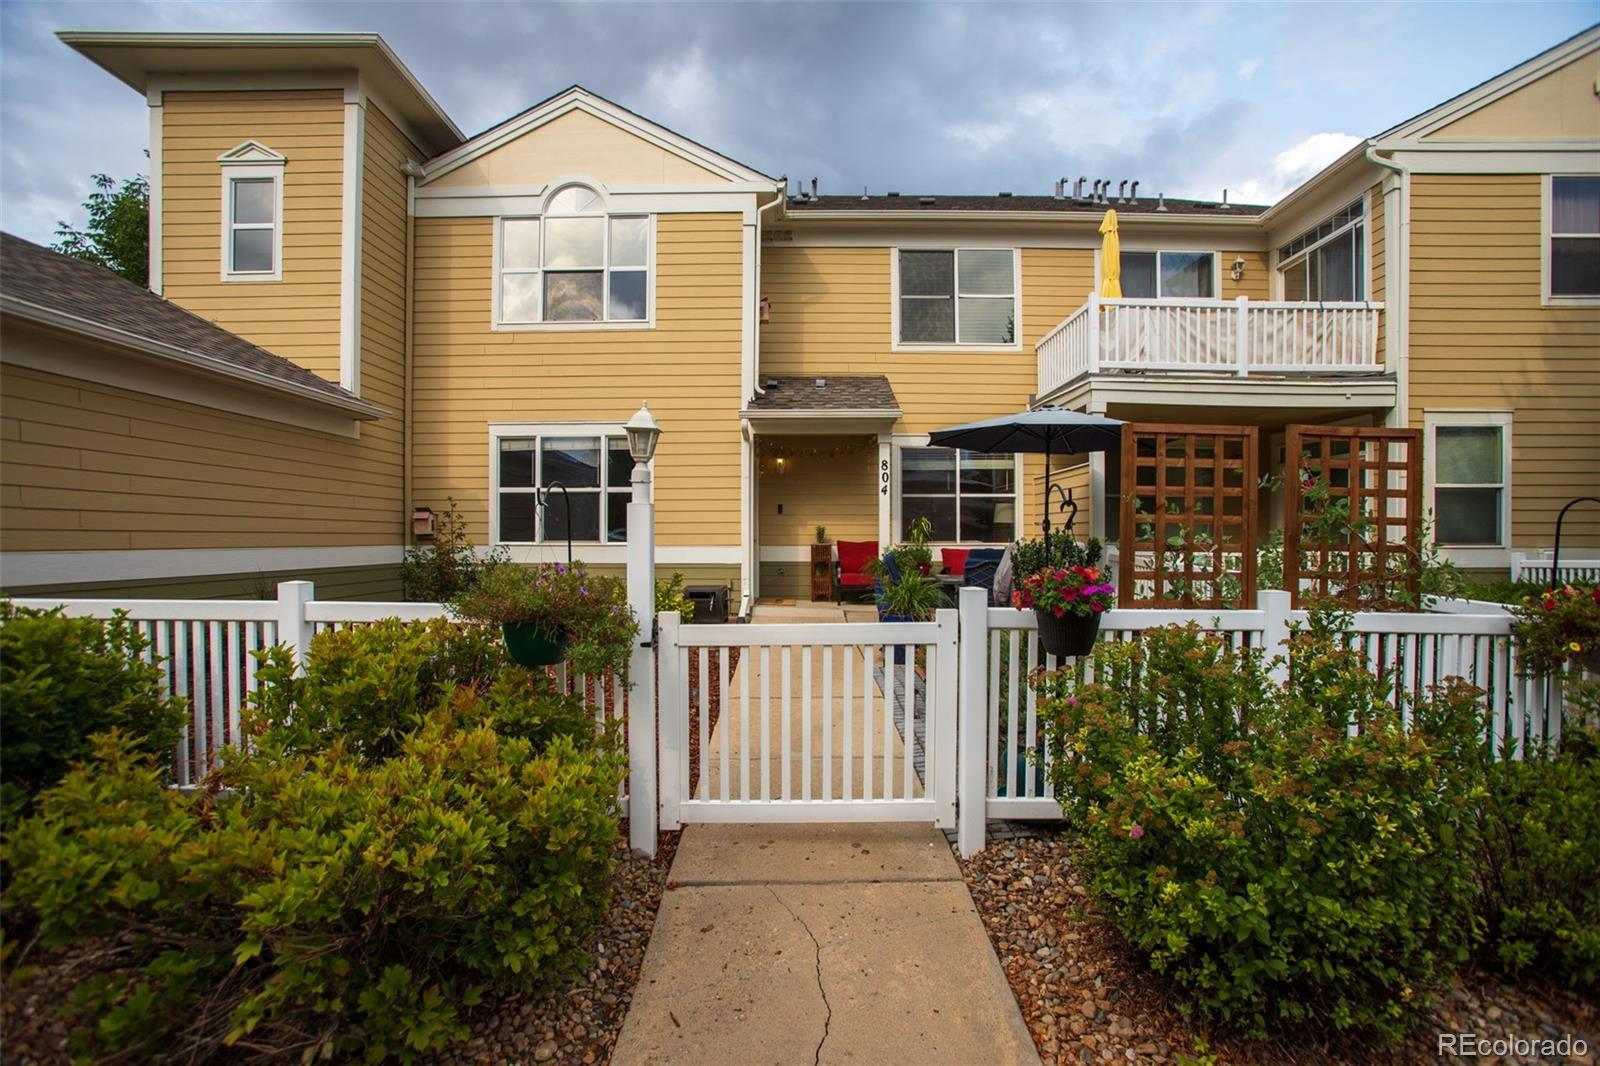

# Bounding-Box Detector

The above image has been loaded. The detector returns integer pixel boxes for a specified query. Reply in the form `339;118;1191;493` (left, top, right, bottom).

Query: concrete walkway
610;825;1040;1066
613;602;1038;1066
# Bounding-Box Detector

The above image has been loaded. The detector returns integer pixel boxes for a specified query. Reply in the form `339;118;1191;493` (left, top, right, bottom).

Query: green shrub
400;498;509;602
655;570;696;622
1474;732;1600;985
0;604;188;820
1041;620;1486;1039
1011;531;1104;584
250;617;508;763
4;659;624;1061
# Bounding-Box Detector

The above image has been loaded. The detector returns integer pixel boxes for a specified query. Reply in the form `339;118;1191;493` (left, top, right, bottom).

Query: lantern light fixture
625;401;661;464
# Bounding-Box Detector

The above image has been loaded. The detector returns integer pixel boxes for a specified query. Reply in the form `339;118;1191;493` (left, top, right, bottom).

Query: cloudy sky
2;2;1595;245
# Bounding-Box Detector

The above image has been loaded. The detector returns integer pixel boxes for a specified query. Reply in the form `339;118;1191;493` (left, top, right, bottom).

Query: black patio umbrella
927;408;1125;549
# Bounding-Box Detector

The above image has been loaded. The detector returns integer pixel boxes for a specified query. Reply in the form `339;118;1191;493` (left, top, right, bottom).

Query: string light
756;435;874;473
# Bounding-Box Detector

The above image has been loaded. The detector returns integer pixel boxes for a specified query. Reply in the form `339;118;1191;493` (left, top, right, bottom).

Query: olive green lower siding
4;564;402;602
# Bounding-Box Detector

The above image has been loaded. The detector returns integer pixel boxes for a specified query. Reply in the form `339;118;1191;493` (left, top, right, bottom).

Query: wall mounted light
1230;256;1246;282
775;455;788;475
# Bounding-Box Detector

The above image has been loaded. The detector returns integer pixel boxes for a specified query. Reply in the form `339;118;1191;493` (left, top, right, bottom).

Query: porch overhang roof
740;375;902;434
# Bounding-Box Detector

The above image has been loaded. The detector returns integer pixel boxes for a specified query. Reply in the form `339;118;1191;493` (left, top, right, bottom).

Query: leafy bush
250;617;505;763
401;498;509;602
1011;531;1104;585
451;563;637;676
1474;732;1600;985
655;570;696;622
0;604;187;820
1040;619;1486;1039
4;622;624;1063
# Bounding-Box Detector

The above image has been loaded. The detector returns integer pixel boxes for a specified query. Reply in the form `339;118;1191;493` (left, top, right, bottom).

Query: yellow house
2;27;1594;606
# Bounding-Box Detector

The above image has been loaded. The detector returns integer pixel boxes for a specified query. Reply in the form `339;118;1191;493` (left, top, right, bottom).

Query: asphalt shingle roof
1;232;361;403
747;375;901;412
786;194;1267;218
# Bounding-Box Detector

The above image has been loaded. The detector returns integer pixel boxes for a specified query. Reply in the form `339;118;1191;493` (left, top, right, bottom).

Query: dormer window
217;141;285;282
495;183;652;328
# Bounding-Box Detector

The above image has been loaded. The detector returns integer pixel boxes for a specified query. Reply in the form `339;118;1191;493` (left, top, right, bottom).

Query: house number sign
880;458;890;495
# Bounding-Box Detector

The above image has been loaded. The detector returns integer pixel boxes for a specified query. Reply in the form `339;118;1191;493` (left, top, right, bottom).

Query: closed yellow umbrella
1098;209;1121;298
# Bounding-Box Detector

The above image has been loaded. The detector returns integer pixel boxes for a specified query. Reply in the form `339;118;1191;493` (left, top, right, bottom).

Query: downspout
740;185;786;615
401;162;424;551
1365;144;1409;430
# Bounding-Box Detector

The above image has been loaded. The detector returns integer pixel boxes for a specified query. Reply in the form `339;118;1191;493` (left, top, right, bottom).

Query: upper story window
496;184;651;327
1119;251;1215;298
493;424;634;544
1278;199;1364;302
897;249;1017;346
1548;175;1600;300
899;446;1016;543
217;141;285;282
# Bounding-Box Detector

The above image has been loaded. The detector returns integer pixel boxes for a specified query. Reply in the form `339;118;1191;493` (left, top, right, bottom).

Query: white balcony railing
1036;294;1384;398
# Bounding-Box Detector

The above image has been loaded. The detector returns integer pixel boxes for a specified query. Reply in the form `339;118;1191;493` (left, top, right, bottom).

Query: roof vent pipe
1099;179;1110;204
1117;180;1128;203
1075;177;1086;200
811;177;818;199
1054;178;1064;199
1219;188;1231;209
1130;181;1139;201
1092;179;1102;203
1156;193;1168;212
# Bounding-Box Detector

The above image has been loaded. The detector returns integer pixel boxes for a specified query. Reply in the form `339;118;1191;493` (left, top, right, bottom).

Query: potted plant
889;515;935;576
451;562;637;674
868;559;949;663
815;524;828;544
1012;564;1115;658
1511;583;1600;677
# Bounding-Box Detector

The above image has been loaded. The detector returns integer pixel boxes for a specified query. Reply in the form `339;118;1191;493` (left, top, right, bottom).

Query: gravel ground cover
958;826;1599;1066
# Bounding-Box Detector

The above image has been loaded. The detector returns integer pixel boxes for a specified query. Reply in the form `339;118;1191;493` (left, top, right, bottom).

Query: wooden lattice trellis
1284;425;1422;610
1118;424;1258;609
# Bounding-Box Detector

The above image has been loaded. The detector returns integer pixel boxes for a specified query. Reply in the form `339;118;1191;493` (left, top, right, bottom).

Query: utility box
685;584;729;624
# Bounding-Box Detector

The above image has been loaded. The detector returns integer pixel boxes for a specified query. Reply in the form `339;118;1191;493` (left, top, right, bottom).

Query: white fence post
275;581;315;670
1510;551;1529;583
626;459;658;857
657;610;684;831
957;587;989;857
1234;294;1250;376
1086;292;1101;374
933;606;959;829
1260;588;1291;685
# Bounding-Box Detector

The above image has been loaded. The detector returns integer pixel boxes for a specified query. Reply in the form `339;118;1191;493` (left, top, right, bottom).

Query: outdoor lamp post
624;401;660;856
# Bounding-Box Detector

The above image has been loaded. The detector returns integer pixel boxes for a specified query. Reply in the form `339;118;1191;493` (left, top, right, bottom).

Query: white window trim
487;421;650;548
1115;249;1222;300
890;246;1023;353
490;183;657;331
1541;174;1600;307
1274;193;1369;303
891;436;1023;546
1423;409;1513;567
219;162;284;283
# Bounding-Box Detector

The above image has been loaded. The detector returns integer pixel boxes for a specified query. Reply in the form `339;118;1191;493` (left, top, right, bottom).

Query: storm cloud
2;1;1594;245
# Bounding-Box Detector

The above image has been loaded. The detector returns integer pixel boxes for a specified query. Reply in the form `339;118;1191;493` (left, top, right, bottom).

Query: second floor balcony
1036;295;1385;403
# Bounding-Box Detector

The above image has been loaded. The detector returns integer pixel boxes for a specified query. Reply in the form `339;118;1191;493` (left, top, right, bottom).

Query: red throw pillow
941;548;971;576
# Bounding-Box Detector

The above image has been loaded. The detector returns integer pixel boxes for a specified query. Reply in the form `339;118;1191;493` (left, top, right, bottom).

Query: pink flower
1129;824;1144;839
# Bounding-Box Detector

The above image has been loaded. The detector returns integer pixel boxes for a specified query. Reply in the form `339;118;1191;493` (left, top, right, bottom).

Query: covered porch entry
742;375;901;602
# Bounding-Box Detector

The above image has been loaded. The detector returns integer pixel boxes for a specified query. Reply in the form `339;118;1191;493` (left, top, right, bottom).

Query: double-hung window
1426;412;1511;548
1547;175;1600;300
1278;199;1365;301
494;427;634;544
1119;251;1216;298
217;142;285;282
497;184;650;326
899;447;1016;543
897;249;1016;345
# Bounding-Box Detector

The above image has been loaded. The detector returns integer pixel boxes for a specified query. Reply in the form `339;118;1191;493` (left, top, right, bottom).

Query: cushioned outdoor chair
961;547;1007;604
835;539;879;602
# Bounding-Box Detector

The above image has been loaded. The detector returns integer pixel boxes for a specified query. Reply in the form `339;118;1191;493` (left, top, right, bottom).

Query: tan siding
2;564;402;602
1220;251;1270;301
411;213;744;549
1408;173;1600;548
1423;56;1600;141
161;89;344;382
1370;184;1386;366
0;360;404;552
757;437;877;550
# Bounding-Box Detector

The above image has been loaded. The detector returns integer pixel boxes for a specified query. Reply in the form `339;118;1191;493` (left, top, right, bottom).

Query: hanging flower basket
1035;609;1102;659
501;622;569;668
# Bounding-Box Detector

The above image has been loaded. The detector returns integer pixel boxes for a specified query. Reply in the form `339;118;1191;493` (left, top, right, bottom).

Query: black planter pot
1035;609;1102;659
501;622;569;667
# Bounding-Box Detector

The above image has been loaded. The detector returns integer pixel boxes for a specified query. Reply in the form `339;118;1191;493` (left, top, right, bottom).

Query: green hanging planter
501;622;569;667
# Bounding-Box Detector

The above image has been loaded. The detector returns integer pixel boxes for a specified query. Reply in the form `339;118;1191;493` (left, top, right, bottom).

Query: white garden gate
656;612;958;828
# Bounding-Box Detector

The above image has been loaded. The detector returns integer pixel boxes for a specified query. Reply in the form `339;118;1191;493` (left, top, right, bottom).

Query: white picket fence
7;581;1573;856
10;581;626;788
1511;551;1600;586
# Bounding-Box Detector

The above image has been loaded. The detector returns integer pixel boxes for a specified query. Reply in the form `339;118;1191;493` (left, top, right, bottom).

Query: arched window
497;184;650;325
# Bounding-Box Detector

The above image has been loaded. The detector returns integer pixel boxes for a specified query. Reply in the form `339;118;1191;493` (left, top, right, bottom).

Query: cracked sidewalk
610;824;1040;1066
